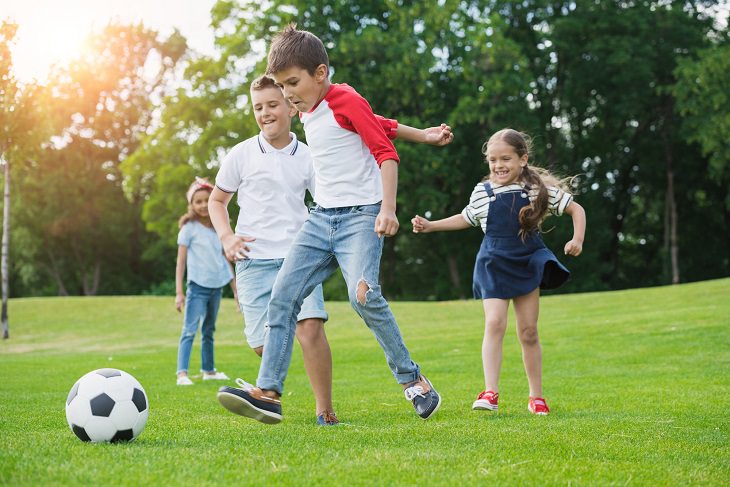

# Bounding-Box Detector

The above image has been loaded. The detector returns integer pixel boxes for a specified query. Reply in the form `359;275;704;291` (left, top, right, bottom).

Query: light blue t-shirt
177;220;233;289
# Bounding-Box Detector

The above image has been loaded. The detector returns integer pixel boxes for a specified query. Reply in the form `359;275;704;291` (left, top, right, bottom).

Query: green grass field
1;279;729;486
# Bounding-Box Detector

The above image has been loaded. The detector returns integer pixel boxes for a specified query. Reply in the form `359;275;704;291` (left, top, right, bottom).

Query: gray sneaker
404;375;441;419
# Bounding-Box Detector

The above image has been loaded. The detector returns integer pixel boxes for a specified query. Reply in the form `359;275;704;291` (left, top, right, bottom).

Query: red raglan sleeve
328;85;400;166
374;115;398;140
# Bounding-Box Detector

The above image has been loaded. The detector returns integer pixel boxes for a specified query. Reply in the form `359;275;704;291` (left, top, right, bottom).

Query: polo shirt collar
257;132;299;155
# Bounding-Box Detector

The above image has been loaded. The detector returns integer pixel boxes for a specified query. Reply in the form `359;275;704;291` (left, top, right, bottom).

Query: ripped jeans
258;202;420;394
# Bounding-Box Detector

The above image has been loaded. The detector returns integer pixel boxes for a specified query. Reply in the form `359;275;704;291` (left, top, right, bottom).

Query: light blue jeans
176;281;222;374
258;203;420;394
236;258;328;349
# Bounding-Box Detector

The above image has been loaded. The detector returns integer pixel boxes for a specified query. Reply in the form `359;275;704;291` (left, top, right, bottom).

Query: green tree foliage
129;0;729;298
1;20;51;334
10;23;187;295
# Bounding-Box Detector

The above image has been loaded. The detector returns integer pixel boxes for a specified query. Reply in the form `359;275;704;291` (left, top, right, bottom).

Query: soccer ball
65;368;149;443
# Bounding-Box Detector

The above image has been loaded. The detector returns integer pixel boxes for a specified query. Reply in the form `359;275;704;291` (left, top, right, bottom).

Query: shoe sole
422;393;442;420
472;400;498;411
217;391;283;424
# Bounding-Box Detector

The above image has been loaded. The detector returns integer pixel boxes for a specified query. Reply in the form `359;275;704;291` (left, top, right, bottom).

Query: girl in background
175;177;236;385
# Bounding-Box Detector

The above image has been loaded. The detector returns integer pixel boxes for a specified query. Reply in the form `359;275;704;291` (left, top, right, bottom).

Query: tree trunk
662;125;680;284
2;159;10;339
44;250;69;296
446;254;465;299
666;167;679;284
82;261;101;296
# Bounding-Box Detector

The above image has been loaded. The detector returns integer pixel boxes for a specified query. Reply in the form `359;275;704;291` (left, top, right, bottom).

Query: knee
485;318;507;336
296;318;325;345
518;326;539;346
180;327;197;339
351;278;381;307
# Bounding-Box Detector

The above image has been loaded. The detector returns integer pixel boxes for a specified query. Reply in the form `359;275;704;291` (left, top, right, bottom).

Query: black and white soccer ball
65;368;149;443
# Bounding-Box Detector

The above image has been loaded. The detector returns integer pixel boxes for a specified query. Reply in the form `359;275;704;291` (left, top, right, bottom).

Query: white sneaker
203;371;229;381
177;375;193;386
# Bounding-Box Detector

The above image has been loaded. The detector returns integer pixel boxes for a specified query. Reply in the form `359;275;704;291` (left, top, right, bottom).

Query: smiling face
251;86;295;147
270;64;329;113
485;140;528;185
190;189;211;219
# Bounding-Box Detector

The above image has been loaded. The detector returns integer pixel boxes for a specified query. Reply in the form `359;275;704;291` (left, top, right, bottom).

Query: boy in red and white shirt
217;25;451;424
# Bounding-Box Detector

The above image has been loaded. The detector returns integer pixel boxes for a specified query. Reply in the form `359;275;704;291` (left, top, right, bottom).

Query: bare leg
513;288;542;397
482;299;509;392
295;318;333;415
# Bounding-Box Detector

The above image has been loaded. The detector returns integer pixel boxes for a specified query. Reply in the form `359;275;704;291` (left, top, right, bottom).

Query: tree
128;0;728;299
10;22;187;296
0;20;50;336
672;42;730;279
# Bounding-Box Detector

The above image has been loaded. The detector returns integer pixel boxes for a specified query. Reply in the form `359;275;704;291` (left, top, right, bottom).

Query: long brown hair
483;129;573;241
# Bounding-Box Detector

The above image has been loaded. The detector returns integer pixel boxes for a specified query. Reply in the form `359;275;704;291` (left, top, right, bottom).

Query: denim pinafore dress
472;182;570;299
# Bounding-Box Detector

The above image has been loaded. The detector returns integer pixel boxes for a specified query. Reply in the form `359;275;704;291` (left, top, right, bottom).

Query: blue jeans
258;203;420;393
176;281;222;374
236;258;328;349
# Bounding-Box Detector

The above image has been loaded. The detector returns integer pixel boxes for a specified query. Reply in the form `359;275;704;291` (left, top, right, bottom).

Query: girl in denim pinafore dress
472;181;569;300
411;129;586;416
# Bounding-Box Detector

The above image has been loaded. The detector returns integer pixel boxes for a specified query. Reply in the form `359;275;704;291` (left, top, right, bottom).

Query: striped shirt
461;182;573;234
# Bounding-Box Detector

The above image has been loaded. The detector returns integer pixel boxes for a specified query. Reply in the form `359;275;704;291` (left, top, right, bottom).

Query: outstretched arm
411;214;471;233
395;123;454;146
563;201;586;256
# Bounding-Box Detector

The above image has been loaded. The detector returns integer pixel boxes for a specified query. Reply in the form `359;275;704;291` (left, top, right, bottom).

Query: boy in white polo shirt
211;75;451;425
215;25;451;424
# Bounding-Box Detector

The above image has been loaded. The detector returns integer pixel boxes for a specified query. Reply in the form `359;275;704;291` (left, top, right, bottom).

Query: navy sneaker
217;378;282;424
404;375;441;420
316;410;340;426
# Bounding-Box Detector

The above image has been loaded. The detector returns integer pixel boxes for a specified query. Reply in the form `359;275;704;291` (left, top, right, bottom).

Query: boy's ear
314;64;328;82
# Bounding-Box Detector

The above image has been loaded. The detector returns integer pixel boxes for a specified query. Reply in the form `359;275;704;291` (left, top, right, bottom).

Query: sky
1;0;218;83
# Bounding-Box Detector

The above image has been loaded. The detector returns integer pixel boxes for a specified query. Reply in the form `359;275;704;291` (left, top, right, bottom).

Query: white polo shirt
215;132;315;259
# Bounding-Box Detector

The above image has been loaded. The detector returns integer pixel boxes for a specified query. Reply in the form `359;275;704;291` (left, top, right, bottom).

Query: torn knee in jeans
356;278;372;305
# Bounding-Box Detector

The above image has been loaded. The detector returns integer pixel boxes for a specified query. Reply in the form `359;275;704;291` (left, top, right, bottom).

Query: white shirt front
215;132;315;259
300;84;399;208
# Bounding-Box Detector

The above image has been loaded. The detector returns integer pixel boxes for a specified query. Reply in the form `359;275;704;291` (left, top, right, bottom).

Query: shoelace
235;378;255;391
404;384;425;401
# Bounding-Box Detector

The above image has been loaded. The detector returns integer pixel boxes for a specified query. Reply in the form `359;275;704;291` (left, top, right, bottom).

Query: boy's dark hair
266;23;329;76
250;75;279;92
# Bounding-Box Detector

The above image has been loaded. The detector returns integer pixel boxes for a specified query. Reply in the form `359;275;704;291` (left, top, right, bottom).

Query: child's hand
411;215;431;233
422;123;454;146
564;239;583;256
375;209;400;237
175;293;185;312
222;234;256;261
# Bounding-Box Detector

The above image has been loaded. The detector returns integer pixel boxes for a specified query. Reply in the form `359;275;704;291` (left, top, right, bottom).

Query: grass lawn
1;279;728;485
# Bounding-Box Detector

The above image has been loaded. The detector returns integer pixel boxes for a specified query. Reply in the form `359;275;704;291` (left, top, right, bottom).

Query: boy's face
271;64;328;113
251;86;295;141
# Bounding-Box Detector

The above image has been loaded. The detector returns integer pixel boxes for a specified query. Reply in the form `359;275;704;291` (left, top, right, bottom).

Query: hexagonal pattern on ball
65;368;149;443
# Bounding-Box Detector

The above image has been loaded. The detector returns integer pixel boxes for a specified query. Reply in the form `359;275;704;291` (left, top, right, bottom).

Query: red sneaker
528;396;550;415
472;390;499;410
